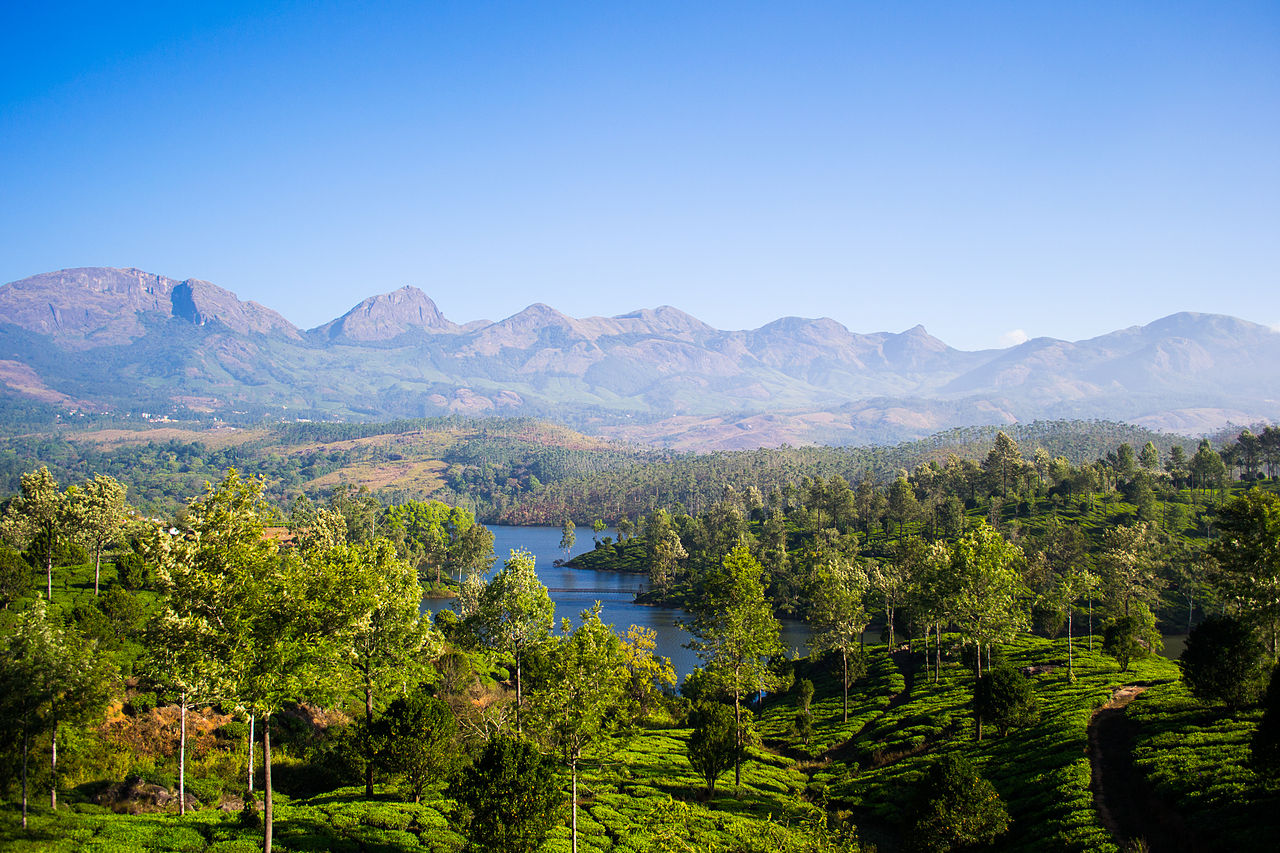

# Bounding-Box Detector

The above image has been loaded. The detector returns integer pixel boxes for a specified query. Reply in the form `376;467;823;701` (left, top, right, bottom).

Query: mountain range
1;266;1277;449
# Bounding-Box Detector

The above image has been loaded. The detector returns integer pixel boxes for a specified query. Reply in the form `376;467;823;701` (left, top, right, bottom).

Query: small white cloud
998;329;1029;348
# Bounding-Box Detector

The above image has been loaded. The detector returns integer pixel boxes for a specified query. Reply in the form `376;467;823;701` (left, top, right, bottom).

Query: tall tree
559;519;576;560
474;548;555;734
1211;488;1280;653
686;543;783;788
532;606;634;853
322;538;436;797
152;470;359;853
2;467;64;600
448;736;561;853
947;523;1029;677
806;557;870;722
1097;523;1163;619
686;701;740;799
983;432;1024;499
67;474;129;596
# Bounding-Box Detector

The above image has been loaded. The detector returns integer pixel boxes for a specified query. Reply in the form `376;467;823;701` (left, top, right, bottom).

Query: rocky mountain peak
313;286;455;342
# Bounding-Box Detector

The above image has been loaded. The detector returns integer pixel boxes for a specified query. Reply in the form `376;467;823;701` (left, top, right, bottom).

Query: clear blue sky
2;1;1277;350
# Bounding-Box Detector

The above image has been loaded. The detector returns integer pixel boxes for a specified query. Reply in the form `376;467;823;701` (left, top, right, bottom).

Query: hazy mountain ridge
1;266;1277;448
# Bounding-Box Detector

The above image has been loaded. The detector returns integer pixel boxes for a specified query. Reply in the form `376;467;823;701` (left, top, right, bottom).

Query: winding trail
1088;684;1197;853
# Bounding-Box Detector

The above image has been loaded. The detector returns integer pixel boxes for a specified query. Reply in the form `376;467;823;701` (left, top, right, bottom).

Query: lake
426;524;811;680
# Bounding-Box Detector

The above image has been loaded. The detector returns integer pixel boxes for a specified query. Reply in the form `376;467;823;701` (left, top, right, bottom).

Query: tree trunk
1088;593;1094;651
263;717;273;853
21;728;28;829
841;647;849;723
515;644;523;736
935;622;941;683
733;667;742;789
248;716;254;793
571;756;579;853
1067;612;1074;681
180;693;187;815
364;680;374;797
46;548;53;601
50;721;57;809
94;545;101;596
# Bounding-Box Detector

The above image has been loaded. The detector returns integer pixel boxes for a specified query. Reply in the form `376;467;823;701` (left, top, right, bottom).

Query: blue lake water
426;524;811;680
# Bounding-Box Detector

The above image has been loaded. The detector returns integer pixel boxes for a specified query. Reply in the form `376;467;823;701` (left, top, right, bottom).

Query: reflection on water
425;525;811;680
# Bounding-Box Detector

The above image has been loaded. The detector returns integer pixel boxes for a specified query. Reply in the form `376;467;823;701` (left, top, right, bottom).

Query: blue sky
2;1;1277;350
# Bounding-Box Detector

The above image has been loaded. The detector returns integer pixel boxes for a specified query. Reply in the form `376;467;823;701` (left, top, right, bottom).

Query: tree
974;664;1038;739
886;474;919;536
946;523;1029;677
560;519;576;560
1044;568;1098;681
1098;523;1162;619
686;701;740;799
1103;602;1161;672
2;467;64;600
1211;488;1280;653
1251;663;1280;779
67;475;129;596
620;624;676;717
0;597;113;826
1180;615;1269;710
448;736;562;853
793;678;815;746
983;432;1024;499
686;544;783;788
532;606;634;853
806;557;870;721
905;754;1010;853
1139;441;1161;472
324;538;436;796
374;690;462;802
380;500;494;586
1190;439;1227;498
151;470;360;853
0;548;31;609
474;548;554;734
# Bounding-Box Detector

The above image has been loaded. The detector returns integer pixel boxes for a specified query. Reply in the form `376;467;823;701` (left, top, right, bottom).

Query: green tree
2;467;64;600
905;754;1010;853
475;548;555;735
686;701;740;799
947;523;1029;677
1211;488;1280;653
1098;523;1163;619
0;597;113;826
974;664;1038;739
373;690;462;802
983;431;1024;499
532;605;634;853
686;543;783;788
1103;602;1161;672
0;548;31;609
560;519;576;560
1180;615;1269;710
1251;662;1280;779
1140;441;1161;472
152;470;360;853
806;557;870;721
448;736;562;853
323;538;436;796
66;474;129;596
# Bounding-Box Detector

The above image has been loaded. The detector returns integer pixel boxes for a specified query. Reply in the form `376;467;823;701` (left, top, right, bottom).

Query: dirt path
1088;684;1197;853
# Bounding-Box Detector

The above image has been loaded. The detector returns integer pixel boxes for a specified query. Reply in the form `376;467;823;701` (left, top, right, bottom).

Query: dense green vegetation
3;424;1280;851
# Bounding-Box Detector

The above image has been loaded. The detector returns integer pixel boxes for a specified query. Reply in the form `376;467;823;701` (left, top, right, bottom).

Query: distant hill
2;266;1278;449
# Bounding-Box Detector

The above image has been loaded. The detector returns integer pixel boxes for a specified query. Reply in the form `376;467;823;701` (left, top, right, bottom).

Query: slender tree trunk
179;693;187;814
841;647;849;722
21;728;29;829
50;721;57;809
364;680;375;797
571;756;579;853
1088;593;1093;651
46;549;52;601
515;644;523;736
935;622;941;683
733;665;742;789
1067;612;1074;681
263;717;273;853
94;545;101;596
248;716;254;793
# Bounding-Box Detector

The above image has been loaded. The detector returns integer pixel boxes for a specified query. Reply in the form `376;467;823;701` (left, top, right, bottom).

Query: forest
1;426;1279;852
